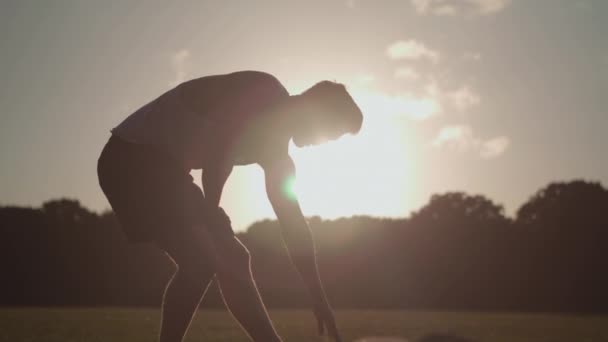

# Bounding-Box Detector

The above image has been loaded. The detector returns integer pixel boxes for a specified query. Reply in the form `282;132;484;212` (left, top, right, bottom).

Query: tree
404;192;512;309
515;180;608;311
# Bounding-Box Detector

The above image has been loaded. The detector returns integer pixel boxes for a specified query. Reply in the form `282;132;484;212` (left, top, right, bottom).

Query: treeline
1;180;607;312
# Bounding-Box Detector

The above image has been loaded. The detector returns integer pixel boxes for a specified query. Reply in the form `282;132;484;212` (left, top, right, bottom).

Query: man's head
288;81;363;147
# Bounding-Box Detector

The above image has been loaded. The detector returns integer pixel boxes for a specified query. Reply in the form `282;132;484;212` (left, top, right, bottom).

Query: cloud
447;85;481;112
480;136;510;159
411;0;433;14
463;52;482;62
394;66;421;81
408;80;480;114
350;89;442;121
432;124;478;151
411;0;511;16
397;94;442;120
472;0;511;14
169;48;191;86
351;73;376;86
424;80;441;98
434;4;458;15
433;125;509;159
386;40;440;63
411;0;458;16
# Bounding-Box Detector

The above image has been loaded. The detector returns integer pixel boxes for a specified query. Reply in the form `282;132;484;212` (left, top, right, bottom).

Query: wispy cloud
351;73;376;86
433;124;509;159
411;81;481;114
472;0;511;14
394;66;421;81
411;0;458;16
480;136;510;159
169;48;191;86
432;124;478;151
386;40;439;63
435;4;458;15
447;86;481;112
353;90;441;121
411;0;511;16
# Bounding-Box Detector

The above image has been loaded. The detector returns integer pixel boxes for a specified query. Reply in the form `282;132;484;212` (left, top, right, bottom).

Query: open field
0;308;607;342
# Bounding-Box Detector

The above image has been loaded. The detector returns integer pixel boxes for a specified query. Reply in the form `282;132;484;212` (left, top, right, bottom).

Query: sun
221;87;427;231
288;92;416;219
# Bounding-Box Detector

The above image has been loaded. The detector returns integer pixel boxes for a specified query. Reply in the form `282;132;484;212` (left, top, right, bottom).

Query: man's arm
202;163;233;210
202;165;283;342
263;156;341;341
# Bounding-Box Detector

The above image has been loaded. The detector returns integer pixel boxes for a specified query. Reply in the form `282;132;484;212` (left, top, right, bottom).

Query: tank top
111;71;289;170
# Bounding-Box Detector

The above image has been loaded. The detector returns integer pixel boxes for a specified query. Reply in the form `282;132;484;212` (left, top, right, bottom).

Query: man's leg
157;225;282;342
157;231;216;342
212;234;283;342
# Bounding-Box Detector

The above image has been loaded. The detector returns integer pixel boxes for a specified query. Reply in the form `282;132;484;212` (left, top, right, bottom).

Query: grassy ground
0;308;607;342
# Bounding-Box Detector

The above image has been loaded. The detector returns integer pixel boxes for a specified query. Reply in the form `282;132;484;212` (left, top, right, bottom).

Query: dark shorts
97;134;207;244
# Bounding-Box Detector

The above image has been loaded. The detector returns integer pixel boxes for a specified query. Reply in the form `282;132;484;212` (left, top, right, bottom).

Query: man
97;70;363;342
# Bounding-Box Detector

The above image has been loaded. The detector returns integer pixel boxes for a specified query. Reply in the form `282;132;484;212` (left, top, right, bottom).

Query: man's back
111;71;289;170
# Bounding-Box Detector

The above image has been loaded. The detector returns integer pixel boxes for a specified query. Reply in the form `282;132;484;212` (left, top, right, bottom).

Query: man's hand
313;299;342;342
262;156;342;342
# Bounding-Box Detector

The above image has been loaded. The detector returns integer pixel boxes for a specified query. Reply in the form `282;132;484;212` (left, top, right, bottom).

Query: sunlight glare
289;89;420;219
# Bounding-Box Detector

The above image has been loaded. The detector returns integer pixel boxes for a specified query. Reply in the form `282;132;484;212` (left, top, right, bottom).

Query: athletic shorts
97;134;208;244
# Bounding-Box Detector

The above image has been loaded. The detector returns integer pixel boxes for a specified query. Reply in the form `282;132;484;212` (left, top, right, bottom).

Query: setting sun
289;89;416;219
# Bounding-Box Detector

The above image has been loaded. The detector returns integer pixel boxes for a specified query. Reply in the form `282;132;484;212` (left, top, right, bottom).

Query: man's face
292;119;346;148
288;88;361;148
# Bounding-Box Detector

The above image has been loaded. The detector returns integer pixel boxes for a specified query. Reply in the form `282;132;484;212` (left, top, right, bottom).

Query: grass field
0;308;607;342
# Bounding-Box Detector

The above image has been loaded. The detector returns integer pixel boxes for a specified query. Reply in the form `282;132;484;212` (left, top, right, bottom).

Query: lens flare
282;174;298;201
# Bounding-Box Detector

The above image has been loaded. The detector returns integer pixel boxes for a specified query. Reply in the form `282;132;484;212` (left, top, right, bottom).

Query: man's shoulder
230;70;279;81
185;70;286;92
231;70;288;94
226;70;274;80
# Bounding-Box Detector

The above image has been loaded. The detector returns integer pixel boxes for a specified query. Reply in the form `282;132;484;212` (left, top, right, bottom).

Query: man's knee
231;242;251;268
174;257;215;286
218;238;251;278
159;225;218;284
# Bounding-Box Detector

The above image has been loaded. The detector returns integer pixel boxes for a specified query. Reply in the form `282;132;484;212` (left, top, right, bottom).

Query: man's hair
300;81;363;134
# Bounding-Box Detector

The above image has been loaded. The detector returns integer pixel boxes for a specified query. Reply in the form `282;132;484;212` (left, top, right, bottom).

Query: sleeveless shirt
111;71;290;170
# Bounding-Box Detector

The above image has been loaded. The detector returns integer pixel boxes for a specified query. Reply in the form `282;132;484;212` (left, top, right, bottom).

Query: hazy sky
1;0;607;231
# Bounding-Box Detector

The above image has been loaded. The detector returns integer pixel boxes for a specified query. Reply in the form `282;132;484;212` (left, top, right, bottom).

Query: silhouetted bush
0;180;606;312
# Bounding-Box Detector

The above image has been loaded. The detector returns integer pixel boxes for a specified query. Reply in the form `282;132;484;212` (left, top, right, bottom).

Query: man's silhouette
97;70;362;342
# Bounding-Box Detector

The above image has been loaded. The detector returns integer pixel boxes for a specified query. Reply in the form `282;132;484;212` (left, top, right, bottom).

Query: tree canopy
1;180;606;312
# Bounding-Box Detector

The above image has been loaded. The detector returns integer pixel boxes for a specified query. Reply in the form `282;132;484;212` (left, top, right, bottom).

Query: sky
1;0;607;231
